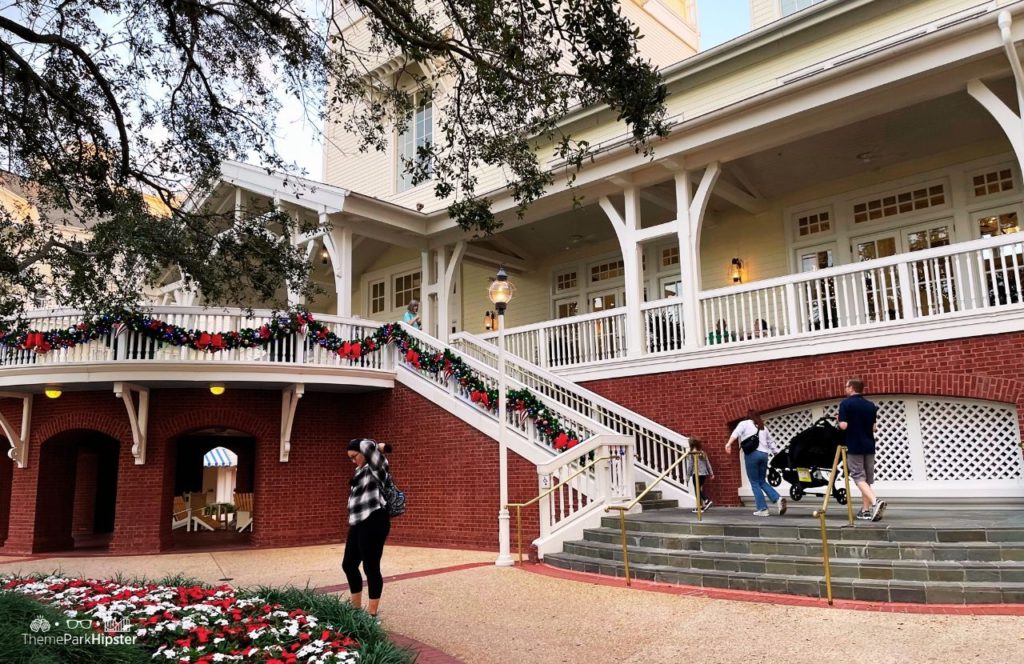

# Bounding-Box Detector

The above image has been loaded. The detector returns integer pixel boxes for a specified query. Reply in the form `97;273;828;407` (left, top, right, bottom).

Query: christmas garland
0;311;582;452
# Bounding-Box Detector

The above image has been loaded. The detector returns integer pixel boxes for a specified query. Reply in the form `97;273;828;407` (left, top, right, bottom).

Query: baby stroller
767;417;848;504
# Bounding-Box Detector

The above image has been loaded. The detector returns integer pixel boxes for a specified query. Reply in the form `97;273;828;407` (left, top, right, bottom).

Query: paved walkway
2;544;1023;663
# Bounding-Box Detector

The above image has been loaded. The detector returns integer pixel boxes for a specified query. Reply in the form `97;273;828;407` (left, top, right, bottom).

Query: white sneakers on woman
753;498;787;517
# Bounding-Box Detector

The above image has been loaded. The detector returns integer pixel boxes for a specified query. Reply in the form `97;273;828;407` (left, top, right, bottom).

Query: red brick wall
582;332;1024;505
349;384;541;551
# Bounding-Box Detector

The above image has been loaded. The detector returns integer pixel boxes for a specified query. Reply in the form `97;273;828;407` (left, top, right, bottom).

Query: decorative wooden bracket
280;384;304;462
0;392;32;468
114;383;149;465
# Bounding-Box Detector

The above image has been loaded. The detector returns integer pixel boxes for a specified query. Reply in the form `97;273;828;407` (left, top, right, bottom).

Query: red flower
365;339;376;351
349;342;362;359
405;349;420;368
554;433;569;450
260;325;272;340
210;334;225;351
196;332;212;349
567;439;579;448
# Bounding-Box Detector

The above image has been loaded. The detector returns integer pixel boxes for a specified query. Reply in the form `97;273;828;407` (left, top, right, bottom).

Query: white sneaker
870;500;887;522
775;498;788;516
752;509;770;517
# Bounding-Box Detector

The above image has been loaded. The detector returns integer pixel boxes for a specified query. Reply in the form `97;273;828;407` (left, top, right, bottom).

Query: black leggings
693;475;711;503
342;509;391;599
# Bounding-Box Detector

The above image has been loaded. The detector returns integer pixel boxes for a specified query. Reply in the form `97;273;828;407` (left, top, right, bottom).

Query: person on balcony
726;411;787;517
402;300;422;329
707;319;736;345
343;438;393;622
838;379;886;522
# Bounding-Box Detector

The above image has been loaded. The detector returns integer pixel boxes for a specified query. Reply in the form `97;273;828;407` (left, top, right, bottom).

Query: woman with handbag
725;410;787;517
343;438;393;621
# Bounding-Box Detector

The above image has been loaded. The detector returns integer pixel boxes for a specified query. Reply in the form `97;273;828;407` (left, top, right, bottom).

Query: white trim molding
0;392;32;468
113;383;149;465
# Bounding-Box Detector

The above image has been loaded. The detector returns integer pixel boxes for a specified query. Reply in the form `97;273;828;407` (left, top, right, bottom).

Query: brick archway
726;372;1024;423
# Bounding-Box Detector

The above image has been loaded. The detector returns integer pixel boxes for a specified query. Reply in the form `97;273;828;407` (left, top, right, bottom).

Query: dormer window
397;95;433;193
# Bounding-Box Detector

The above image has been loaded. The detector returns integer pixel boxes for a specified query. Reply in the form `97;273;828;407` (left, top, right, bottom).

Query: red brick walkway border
525;563;1024;616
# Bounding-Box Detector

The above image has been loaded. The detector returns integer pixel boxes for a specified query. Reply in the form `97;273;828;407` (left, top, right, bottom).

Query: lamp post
488;267;515;567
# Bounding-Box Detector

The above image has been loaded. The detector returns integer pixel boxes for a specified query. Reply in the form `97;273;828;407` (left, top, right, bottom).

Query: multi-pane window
973;169;1014;198
393;271;421;309
556;300;579;319
853;184;946;223
555;271;577;292
906;225;951;252
369;280;385;314
661;247;679;267
978;212;1020;238
398;96;433;192
781;0;826;17
797;209;831;237
590;259;624;283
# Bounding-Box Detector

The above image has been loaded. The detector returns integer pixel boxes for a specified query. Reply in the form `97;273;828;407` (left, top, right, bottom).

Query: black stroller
767;417;848;504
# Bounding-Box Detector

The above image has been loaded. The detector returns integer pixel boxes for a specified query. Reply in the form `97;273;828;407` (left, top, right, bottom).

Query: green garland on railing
0;310;583;452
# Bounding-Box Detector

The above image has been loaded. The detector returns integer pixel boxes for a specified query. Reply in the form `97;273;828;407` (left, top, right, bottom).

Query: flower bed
1;575;406;663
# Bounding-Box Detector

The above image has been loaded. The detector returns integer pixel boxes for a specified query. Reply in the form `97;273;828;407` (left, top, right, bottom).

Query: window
796;209;832;237
972;168;1015;198
555;299;579;319
590;259;624;283
905;224;951;252
798;247;834;272
393;271;421;309
661;247;679;267
397;96;433;192
781;0;826;17
369;280;385;314
555;271;577;292
978;211;1020;238
853;183;946;223
660;276;682;298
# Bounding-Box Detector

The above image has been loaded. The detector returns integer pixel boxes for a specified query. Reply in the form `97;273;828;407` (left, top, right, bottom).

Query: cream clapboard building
5;0;1024;554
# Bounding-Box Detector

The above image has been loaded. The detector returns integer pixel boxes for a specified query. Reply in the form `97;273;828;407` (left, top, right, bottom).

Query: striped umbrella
203;446;238;467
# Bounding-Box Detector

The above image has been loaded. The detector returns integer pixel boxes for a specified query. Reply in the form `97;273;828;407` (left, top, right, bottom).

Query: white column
420;249;435;335
675;171;700;349
599;189;644;358
330;222;354;317
436;241;466;343
496;308;514;567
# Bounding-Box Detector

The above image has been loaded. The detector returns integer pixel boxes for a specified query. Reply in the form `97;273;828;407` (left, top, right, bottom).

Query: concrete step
638;490;663;501
600;514;1024;545
544;551;1024;604
581;526;1024;562
562;539;1024;583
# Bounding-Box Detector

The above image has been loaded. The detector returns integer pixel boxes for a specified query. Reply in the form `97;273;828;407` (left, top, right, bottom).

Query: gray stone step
638;490;663;501
639;498;679;511
600;514;1024;545
544;551;1024;604
582;526;1024;562
562;539;1024;583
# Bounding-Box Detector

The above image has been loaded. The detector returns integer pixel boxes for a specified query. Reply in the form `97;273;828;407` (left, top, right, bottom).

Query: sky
275;0;753;179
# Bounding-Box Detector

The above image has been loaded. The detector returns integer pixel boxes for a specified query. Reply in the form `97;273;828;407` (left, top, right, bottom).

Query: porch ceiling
729;84;1013;201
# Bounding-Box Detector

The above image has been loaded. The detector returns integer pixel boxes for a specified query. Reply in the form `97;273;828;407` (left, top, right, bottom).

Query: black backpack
377;468;406;518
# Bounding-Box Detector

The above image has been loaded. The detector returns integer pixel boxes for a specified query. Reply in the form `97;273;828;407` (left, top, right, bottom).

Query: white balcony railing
0;308;391;372
477;233;1024;370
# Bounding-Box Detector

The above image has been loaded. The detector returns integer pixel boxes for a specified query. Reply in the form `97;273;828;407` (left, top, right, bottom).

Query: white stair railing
450;332;694;502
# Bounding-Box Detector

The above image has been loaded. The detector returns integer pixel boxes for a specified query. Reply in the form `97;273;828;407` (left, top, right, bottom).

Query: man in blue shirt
838;378;885;522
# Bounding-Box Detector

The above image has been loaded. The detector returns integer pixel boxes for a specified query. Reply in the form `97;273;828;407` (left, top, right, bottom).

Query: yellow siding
620;1;698;69
750;0;779;29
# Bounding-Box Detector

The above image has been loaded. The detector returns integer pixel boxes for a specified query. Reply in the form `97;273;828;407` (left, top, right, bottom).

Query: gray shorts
847;453;875;484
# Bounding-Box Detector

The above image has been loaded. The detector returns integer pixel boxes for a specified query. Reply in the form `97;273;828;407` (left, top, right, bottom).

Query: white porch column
675;163;721;348
326;219;354;317
599;191;645;358
287;240;316;308
420;250;436;335
969;12;1024;175
435;241;467;342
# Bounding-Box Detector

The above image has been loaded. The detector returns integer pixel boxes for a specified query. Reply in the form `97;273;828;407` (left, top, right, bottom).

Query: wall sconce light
320;247;330;265
209;384;226;396
730;257;743;284
44;386;62;399
483;310;494;331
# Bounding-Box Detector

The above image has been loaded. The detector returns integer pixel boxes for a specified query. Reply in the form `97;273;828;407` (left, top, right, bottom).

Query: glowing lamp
209;384;226;396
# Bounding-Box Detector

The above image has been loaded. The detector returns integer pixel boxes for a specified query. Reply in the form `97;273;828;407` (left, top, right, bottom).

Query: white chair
234;492;253;532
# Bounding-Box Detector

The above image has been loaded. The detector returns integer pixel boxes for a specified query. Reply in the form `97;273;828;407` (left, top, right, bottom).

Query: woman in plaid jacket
343;438;392;620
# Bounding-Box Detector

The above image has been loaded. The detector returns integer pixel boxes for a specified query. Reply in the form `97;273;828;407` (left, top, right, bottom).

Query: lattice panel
872;400;913;481
765;409;815;449
919;401;1023;481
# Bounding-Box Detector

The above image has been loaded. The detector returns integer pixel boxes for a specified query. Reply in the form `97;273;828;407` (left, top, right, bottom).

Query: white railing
477;308;628;368
470;233;1024;369
532;434;635;558
450;332;694;500
0;307;390;372
699;232;1024;344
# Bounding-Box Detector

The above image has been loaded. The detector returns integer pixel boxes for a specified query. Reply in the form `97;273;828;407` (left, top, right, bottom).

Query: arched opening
170;428;255;548
0;448;12;547
34;430;120;552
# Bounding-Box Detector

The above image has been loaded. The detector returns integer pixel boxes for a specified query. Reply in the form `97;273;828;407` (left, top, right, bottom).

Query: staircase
637;482;679;511
545;506;1024;604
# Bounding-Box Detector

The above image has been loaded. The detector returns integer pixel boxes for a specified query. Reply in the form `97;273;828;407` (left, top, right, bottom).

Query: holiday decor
0;311;584;453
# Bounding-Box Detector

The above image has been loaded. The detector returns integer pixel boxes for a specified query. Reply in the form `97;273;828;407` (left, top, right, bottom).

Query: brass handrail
605;453;690;586
811;444;854;605
507;454;619;565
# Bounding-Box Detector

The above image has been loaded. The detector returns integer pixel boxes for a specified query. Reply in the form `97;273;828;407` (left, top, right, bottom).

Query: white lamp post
488;267;516;567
